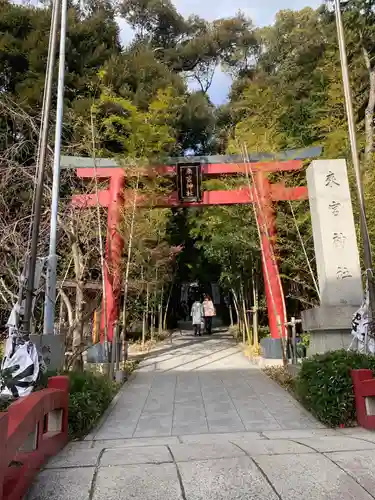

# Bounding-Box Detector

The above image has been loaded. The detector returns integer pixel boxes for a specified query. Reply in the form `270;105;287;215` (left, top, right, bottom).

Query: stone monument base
302;305;358;356
260;337;283;359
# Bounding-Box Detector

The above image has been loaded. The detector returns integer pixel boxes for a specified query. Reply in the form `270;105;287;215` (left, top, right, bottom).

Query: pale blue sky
118;0;323;104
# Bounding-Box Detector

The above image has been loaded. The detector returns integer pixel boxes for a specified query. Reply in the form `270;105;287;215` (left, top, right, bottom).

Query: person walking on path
191;299;204;336
203;294;215;335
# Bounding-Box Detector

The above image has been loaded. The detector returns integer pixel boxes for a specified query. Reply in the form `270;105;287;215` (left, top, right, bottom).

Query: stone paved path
28;330;375;500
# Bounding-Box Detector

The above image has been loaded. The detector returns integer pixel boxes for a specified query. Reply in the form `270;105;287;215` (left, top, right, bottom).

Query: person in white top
191;299;204;336
202;294;215;335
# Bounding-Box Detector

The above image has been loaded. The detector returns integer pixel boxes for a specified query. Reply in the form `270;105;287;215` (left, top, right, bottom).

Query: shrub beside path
28;330;375;500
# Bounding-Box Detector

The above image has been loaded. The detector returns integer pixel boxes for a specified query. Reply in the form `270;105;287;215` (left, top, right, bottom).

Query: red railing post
0;413;9;500
351;369;375;429
48;376;69;435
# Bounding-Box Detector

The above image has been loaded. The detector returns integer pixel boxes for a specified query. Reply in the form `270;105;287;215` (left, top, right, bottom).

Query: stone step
29;429;375;500
47;427;375;468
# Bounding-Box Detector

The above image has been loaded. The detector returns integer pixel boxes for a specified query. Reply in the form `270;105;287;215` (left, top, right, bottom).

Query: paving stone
142;402;174;415
179;431;263;444
262;429;341;440
134;429;172;438
235;409;274;420
327;449;375;493
45;448;101;468
172;421;209;435
339;430;375;442
209;422;246;433
92;463;183;500
62;441;94;452
100;445;172;466
207;416;245;433
231;438;314;456
170;442;245;462
174;393;203;404
179;456;279;500
276;420;323;430
244;421;282;431
94;428;135;440
204;401;237;413
295;436;375;453
26;467;94;500
339;427;375;436
255;453;373;499
92;436;180;449
134;414;173;437
173;406;206;419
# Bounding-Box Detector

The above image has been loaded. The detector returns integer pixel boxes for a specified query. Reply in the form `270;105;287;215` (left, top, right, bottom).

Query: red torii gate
63;149;320;342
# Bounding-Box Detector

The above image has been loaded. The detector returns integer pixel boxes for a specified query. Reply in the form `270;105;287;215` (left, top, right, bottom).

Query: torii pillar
69;156;313;341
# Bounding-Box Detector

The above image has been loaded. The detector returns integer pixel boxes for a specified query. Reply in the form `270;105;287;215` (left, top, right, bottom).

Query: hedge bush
66;371;118;438
295;349;375;427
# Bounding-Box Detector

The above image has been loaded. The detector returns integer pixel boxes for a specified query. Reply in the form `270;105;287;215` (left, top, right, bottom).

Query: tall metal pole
23;0;60;336
334;0;375;323
44;0;68;335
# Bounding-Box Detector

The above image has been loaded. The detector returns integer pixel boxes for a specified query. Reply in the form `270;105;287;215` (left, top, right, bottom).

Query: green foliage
67;370;118;438
295;350;375;427
189;203;260;290
119;0;257;76
94;86;182;158
36;370;120;439
0;398;11;412
258;326;271;341
224;3;375;314
300;332;310;348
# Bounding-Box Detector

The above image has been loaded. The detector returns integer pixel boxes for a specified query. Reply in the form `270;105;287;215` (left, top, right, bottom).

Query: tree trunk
362;44;375;167
151;268;158;340
59;288;73;361
240;281;251;345
252;269;259;347
158;285;164;335
150;306;155;340
72;279;84;371
122;172;140;341
231;287;240;336
145;282;150;342
163;284;173;330
70;222;85;371
59;288;74;329
228;301;234;327
142;308;146;346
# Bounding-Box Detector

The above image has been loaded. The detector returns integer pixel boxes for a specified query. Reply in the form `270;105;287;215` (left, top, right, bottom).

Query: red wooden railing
0;375;69;500
351;369;375;430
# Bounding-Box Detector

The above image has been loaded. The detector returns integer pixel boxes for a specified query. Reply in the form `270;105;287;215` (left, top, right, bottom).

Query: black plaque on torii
176;162;203;203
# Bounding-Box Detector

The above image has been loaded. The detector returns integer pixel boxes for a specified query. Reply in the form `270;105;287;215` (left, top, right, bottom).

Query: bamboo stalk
122;170;140;342
228;300;234;327
158;285;164;335
145;281;150;342
252;267;259;346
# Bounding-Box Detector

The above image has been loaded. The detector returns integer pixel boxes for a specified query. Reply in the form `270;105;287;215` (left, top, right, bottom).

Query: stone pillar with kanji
302;159;363;354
